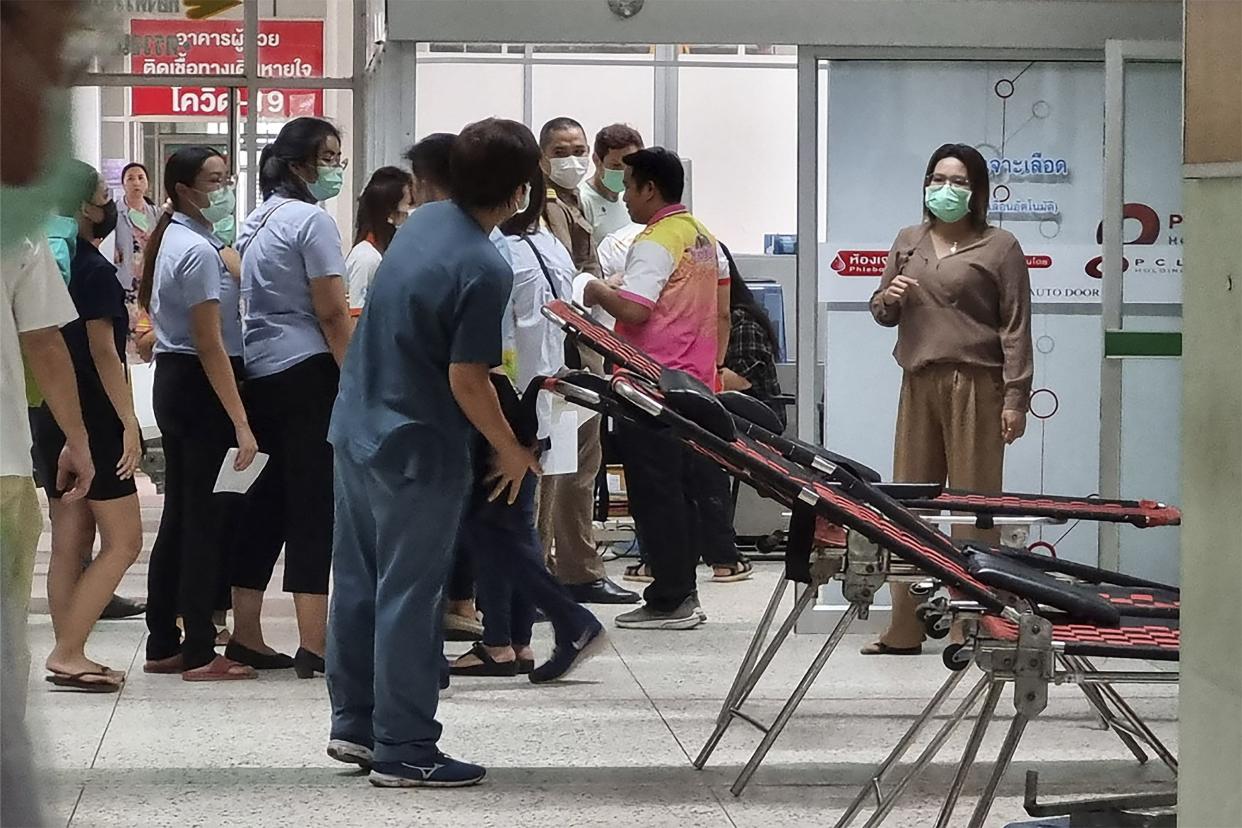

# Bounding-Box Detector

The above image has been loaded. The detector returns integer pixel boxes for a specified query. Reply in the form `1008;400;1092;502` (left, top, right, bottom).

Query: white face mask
549;155;589;189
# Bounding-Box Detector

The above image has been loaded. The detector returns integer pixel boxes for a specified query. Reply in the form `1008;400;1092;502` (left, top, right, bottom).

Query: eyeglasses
927;174;971;188
318;156;349;170
204;175;237;189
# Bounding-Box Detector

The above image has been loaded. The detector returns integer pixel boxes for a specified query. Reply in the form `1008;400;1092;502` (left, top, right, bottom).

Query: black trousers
618;420;737;612
233;354;338;596
447;543;474;604
145;353;243;669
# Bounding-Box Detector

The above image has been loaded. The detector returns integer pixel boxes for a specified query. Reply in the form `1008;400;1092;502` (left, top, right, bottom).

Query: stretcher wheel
915;600;951;640
942;643;971;671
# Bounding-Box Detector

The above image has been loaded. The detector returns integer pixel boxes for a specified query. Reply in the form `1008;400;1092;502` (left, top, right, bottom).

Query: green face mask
213;215;236;246
601;168;626;194
308;165;344;202
924;184;972;224
0;90;76;253
200;186;235;225
129;208;151;233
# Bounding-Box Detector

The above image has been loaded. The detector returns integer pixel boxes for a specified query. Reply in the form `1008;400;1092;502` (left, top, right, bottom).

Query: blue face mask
0;90;76;253
308;165;343;202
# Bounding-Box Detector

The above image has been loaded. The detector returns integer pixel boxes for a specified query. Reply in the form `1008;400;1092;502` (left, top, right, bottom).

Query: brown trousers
882;364;1005;648
537;346;608;585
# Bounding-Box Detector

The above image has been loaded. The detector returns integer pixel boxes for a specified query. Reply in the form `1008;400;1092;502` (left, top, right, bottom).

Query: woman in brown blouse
864;143;1033;655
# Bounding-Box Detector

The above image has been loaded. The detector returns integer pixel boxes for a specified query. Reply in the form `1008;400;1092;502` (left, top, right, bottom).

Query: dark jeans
447;543;474;604
618;420;738;612
146;353;243;669
465;474;594;648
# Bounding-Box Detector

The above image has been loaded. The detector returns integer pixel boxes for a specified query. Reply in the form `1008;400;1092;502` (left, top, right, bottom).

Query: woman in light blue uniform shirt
137;146;259;681
232;117;353;679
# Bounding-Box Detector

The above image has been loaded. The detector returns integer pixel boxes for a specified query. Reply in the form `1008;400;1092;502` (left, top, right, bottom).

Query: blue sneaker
369;754;486;788
529;620;608;684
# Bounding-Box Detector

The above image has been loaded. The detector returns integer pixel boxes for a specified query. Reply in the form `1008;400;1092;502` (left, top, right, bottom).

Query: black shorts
29;402;138;502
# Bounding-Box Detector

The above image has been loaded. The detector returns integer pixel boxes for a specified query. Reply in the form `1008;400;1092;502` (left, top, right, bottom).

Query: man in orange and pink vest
583;147;738;630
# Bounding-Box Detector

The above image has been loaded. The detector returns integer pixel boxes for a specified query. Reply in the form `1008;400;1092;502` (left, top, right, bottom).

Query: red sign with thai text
832;249;1053;276
129;19;323;118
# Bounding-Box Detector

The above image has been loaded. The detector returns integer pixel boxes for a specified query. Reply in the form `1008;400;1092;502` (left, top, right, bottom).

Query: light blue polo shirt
150;212;242;357
237;195;347;379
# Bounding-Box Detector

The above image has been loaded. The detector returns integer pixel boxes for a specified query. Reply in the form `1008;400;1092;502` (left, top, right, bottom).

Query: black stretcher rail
542;299;1183;531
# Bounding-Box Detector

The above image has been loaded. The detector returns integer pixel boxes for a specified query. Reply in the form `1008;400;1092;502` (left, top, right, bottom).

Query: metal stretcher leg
1060;654;1150;765
859;673;993;828
1087;667;1179;776
933;679;1006;828
694;576;790;770
966;710;1032;828
832;666;969;828
730;603;860;797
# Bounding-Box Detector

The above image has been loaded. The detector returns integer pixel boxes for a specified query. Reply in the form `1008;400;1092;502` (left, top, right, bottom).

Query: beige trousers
882;364;1005;648
537;346;607;585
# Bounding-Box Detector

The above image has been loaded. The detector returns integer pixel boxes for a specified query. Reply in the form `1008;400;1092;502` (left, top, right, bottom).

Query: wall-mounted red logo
831;250;888;276
1025;255;1053;269
1085;202;1181;278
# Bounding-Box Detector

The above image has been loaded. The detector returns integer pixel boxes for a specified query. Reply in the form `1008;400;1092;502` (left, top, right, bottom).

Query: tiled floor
21;481;1178;828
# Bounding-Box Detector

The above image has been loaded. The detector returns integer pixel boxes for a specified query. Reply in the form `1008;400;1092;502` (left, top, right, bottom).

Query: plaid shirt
725;306;784;421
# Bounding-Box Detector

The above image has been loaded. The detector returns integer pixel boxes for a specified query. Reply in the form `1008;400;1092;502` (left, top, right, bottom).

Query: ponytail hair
138;145;223;311
259;116;341;202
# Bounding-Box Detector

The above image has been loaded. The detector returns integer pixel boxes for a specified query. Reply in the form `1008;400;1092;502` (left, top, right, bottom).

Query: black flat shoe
566;578;641;605
450;643;517;677
225;641;295;670
516;658;535;675
100;595;146;620
294;647;326;679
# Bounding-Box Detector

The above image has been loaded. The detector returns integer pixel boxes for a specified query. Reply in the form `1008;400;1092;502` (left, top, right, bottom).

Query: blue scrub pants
326;447;471;762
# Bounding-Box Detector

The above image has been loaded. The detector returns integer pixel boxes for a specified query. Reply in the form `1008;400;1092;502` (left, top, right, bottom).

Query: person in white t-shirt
577;124;646;253
1;238;95;700
345;166;413;313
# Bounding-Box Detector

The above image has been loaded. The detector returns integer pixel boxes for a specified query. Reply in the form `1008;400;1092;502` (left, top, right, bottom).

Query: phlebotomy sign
129;20;323;118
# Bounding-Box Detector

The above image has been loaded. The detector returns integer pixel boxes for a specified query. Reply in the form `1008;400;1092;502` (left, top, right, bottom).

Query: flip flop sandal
516;657;535;675
711;560;755;583
45;671;121;693
859;641;923;656
450;643;518;677
182;655;258;682
622;563;653;583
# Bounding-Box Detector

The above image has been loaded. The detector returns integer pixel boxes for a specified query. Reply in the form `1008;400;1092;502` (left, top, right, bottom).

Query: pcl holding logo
1084;203;1183;279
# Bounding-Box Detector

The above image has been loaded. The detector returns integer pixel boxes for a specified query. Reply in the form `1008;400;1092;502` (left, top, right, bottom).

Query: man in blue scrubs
325;118;543;788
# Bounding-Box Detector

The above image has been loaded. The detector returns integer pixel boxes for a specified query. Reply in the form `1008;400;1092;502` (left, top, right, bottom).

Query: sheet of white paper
572;273;617;330
542;407;579;476
213;449;271;494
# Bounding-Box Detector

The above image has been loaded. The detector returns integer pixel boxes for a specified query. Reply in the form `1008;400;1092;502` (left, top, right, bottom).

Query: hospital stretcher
534;300;1181;827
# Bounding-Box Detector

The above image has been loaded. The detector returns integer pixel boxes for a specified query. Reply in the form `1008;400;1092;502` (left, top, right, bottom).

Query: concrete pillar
1178;1;1242;825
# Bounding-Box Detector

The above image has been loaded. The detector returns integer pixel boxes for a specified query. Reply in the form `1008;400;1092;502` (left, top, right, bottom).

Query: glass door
1099;41;1182;584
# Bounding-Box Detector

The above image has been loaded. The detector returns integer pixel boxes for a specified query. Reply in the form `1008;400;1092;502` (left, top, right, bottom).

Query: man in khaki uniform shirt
536;117;637;605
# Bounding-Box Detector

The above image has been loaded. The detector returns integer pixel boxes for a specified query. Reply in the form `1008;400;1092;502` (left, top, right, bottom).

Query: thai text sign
129;19;323;118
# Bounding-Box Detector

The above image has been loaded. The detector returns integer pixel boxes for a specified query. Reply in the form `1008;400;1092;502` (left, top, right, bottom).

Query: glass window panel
678;65;797;253
531;64;655;150
415;60;524;136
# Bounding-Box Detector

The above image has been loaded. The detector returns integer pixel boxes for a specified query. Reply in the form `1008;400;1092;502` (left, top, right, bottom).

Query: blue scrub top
329;201;513;477
237;195;347;379
150;212;241;357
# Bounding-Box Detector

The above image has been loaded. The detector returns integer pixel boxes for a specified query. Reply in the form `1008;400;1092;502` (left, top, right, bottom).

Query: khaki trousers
882;365;1005;648
1;477;44;719
537;345;607;585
